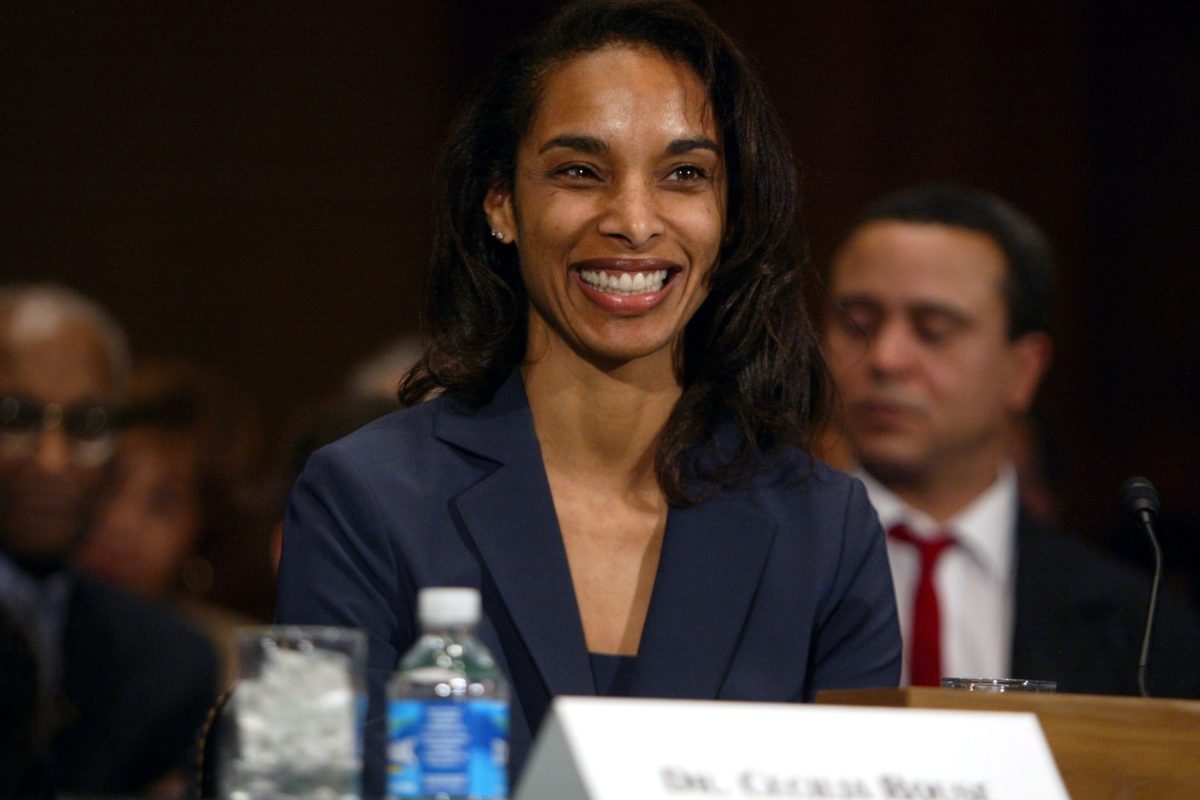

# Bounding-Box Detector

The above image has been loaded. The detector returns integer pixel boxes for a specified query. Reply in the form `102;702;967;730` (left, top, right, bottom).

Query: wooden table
816;688;1200;799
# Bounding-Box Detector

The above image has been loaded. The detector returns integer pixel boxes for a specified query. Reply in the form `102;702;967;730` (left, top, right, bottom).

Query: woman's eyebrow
665;136;720;157
536;134;720;157
538;134;607;155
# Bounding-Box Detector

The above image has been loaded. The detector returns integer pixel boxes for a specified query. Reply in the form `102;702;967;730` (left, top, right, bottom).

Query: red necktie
888;523;956;687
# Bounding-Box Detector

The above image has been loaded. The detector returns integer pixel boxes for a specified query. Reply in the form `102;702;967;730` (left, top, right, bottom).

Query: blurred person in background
820;184;1200;696
344;334;422;401
78;359;270;686
0;284;217;797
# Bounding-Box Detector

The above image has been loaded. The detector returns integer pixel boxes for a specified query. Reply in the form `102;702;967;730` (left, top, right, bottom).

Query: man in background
821;184;1200;696
0;284;217;796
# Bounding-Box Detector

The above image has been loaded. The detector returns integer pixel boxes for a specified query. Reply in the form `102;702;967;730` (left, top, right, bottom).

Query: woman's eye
558;164;598;180
668;164;707;182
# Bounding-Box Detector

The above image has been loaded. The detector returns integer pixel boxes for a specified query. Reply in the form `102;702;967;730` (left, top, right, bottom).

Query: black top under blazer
275;370;902;797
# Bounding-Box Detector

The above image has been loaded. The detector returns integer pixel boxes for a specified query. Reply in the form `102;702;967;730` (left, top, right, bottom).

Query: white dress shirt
858;466;1018;685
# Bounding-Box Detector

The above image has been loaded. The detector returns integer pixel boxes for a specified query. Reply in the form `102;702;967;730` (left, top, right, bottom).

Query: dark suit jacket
13;574;220;797
1012;511;1200;698
276;371;901;797
0;603;39;796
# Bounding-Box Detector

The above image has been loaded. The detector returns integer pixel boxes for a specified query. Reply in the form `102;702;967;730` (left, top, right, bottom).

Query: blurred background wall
3;1;1197;567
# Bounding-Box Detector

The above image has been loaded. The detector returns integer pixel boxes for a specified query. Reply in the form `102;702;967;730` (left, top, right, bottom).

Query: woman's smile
573;258;681;314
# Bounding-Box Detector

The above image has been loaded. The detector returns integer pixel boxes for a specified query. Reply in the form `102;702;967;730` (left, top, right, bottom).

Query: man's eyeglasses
0;394;117;467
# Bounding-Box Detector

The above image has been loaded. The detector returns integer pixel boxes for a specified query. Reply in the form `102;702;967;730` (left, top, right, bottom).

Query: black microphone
1120;476;1162;698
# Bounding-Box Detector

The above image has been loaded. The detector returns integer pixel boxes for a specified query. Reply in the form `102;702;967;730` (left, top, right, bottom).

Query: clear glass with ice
219;625;367;800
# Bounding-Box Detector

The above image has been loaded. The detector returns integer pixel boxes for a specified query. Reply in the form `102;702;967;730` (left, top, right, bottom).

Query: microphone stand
1136;510;1162;699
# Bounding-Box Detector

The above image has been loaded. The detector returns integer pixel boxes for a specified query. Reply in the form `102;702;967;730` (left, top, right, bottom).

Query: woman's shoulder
751;448;862;496
299;390;508;499
317;394;447;464
741;449;875;527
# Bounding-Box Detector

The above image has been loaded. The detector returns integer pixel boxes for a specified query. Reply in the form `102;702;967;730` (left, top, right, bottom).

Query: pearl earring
491;229;504;242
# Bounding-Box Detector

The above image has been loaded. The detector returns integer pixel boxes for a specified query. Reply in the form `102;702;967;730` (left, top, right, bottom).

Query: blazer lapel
634;491;776;698
435;371;776;703
435;372;594;699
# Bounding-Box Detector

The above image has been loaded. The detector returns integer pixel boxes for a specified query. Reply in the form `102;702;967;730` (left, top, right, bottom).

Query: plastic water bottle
386;587;509;799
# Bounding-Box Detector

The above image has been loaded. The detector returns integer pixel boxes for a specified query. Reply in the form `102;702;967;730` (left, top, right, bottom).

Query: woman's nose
597;177;665;250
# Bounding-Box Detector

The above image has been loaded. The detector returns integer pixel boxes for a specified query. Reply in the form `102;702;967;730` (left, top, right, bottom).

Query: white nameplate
515;696;1068;800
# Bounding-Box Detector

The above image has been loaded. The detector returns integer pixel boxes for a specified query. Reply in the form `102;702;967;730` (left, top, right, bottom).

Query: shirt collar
856;465;1018;581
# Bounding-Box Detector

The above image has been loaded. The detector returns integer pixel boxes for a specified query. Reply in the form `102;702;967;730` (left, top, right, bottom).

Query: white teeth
578;269;668;295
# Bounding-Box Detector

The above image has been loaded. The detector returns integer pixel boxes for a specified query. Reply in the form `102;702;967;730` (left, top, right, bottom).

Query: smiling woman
275;1;901;795
485;45;725;373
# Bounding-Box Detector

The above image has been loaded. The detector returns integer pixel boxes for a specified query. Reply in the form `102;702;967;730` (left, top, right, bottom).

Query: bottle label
387;698;508;799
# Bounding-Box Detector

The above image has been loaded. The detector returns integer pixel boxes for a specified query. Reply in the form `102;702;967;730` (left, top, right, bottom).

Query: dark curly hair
399;0;831;504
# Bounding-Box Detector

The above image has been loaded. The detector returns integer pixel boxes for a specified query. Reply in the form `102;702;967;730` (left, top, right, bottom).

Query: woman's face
486;45;726;371
78;428;203;597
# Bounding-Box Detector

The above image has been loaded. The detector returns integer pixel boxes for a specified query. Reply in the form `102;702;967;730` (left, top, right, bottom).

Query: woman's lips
571;258;682;315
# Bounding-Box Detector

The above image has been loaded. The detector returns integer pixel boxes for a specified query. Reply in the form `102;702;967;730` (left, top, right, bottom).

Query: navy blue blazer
275;371;900;796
